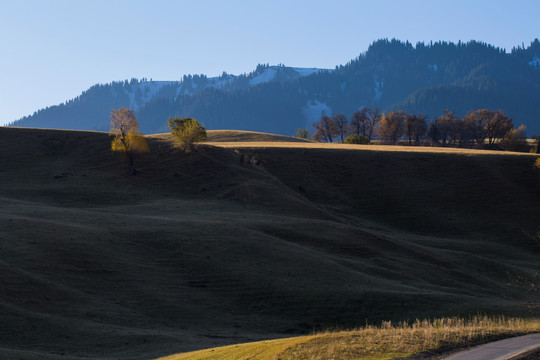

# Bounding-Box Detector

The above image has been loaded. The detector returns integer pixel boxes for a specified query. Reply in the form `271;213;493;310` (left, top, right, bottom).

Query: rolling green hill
0;127;539;359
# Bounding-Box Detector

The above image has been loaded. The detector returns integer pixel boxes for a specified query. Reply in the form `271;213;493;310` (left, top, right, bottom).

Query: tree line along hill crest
306;107;539;153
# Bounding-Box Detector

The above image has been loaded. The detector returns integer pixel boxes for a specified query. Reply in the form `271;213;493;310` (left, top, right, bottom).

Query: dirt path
442;333;540;360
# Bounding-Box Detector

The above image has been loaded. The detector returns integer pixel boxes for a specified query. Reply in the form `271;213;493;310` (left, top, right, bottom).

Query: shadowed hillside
0;127;539;360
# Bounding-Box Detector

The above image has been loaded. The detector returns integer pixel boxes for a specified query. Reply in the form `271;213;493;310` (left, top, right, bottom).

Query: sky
1;0;539;125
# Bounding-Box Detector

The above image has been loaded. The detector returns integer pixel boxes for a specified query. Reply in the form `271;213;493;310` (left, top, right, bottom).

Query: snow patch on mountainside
124;81;176;109
249;67;329;86
529;55;540;67
174;74;236;97
208;74;236;89
293;68;325;77
302;100;332;128
249;68;277;86
373;75;383;101
114;67;333;109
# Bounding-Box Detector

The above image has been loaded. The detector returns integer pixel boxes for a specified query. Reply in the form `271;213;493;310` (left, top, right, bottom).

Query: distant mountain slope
10;39;540;135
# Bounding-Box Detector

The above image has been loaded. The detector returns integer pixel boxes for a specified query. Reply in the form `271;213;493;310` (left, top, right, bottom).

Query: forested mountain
11;39;540;135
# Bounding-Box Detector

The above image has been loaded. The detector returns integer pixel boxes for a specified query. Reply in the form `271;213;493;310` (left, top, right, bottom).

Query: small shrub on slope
345;134;370;144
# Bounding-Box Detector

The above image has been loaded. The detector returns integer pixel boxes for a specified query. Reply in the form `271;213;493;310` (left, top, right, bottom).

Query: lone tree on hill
168;117;207;152
110;107;149;175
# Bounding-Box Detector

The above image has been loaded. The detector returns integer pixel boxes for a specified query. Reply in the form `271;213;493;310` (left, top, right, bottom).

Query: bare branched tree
333;113;349;142
405;113;427;145
352;107;381;142
312;115;338;143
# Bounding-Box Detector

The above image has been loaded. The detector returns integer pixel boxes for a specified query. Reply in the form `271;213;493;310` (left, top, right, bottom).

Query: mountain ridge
10;38;540;135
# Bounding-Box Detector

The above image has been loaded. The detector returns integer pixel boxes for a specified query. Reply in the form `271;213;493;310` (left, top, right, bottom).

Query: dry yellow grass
204;141;538;156
157;316;540;360
157;335;320;360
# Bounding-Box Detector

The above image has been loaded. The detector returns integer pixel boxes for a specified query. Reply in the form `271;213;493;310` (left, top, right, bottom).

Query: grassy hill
0;127;539;359
205;130;311;142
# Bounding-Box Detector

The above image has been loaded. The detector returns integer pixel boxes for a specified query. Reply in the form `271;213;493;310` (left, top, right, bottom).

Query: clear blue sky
1;0;539;125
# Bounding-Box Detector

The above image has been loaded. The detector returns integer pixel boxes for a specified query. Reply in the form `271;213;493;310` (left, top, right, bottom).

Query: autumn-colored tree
464;109;514;146
379;110;405;145
486;110;514;146
500;125;529;152
168;117;207;152
110;107;149;175
312;115;338;142
464;109;490;146
405;113;427;145
333;113;349;142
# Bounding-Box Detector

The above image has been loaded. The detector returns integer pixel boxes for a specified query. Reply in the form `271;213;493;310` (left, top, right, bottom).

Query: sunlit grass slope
158;335;319;360
205;129;311;142
159;316;540;360
148;129;311;143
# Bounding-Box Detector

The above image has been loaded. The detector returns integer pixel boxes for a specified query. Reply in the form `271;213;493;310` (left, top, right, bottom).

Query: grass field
0;127;539;359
